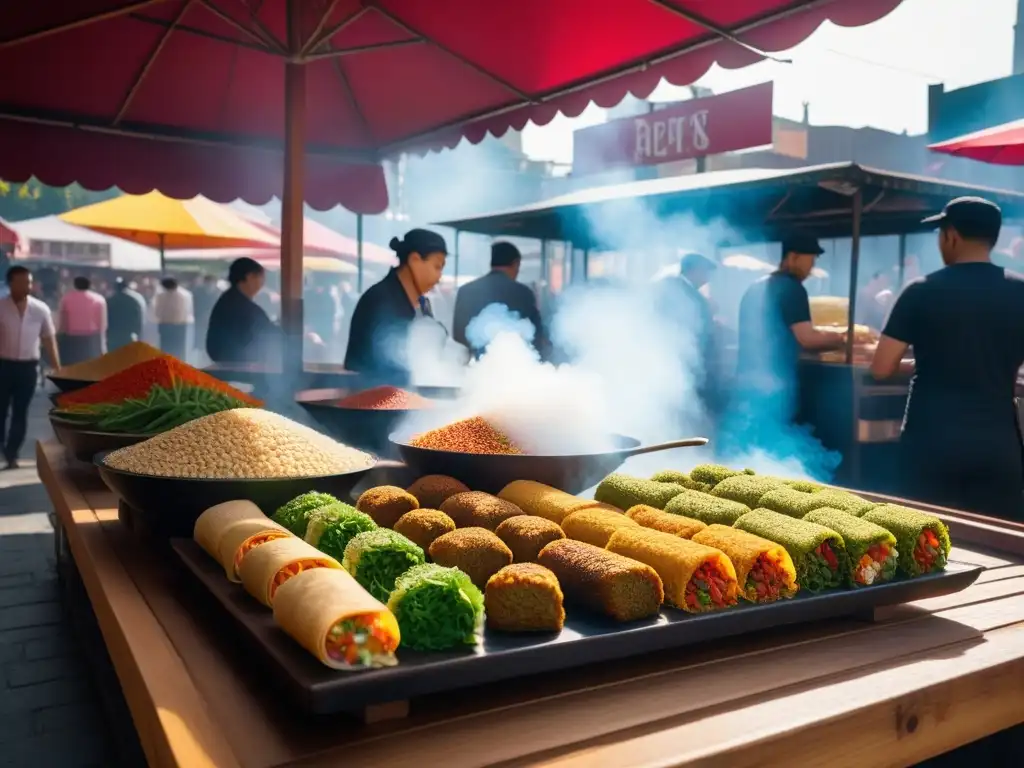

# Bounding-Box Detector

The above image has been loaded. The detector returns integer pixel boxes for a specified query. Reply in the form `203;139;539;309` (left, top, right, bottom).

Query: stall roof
9;215;161;271
436;162;1024;246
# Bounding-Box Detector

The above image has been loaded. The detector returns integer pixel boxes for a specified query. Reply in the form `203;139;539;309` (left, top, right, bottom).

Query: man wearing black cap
452;241;549;359
871;197;1024;520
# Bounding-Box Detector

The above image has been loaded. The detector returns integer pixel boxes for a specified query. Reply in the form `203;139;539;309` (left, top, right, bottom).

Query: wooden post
158;233;166;273
846;189;863;366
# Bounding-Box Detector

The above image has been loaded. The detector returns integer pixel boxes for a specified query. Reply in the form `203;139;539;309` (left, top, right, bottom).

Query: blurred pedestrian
153;276;193;360
207;258;279;365
106;276;145;350
58;275;106;365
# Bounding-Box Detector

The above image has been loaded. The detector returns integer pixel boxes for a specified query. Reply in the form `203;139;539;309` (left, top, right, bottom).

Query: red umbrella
928;119;1024;166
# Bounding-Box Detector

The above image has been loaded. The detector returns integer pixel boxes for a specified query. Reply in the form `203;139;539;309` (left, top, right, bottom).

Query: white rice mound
103;409;374;479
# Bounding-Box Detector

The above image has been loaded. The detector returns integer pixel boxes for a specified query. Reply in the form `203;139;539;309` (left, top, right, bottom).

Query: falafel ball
440;491;525;530
355;485;419;528
406;475;471;509
394;508;457;553
428;527;513;588
494;515;566;563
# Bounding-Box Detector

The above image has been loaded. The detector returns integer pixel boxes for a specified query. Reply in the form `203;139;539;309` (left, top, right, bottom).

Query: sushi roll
594;473;688;511
342;529;425;602
692;524;798;603
863;505;951;576
537;539;663;621
625;505;706;539
664;489;750;525
804;508;899;586
387;563;484;651
759;486;875;518
494;515;565;563
712;475;785;508
393;509;457;553
406;475;470;509
649;470;713;493
303;503;377;562
428;527;514;588
194;500;291;582
271;491;340;537
688;464;754;487
498;480;609;525
273;568;400;669
734;509;848;592
606;527;739;612
485;564;565;632
441;491;525;531
561;507;639;548
238;537;342;607
356;486;419;528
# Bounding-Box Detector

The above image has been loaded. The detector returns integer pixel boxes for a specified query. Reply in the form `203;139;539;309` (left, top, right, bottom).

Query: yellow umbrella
60;191;279;271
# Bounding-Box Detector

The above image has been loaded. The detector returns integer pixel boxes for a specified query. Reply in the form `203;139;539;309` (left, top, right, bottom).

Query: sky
521;0;1021;164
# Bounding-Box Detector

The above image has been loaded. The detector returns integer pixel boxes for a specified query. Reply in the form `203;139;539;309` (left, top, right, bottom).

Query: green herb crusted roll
342;529;426;602
688;464;754;487
803;508;898;586
758;486;874;519
594;474;688;511
303;503;378;561
862;505;950;576
649;470;713;493
734;508;847;591
271;491;340;537
665;489;750;525
387;563;484;650
712;475;785;508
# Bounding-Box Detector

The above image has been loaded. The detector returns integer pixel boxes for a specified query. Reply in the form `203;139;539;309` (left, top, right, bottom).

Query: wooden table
37;439;1024;768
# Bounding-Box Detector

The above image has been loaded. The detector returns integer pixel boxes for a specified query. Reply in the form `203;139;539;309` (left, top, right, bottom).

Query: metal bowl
47;375;93;393
49;414;150;463
94;451;378;541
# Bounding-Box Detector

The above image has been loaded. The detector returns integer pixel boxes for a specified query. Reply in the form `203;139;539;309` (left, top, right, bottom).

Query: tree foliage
0;178;119;221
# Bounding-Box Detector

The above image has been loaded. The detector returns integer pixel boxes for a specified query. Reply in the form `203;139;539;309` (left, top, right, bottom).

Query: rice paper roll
862;505;950;576
239;536;341;607
606;527;739;612
194;500;265;561
594;474;688;511
272;568;399;670
734;509;847;592
387;563;484;651
692;524;797;602
803;508;898;586
664;489;749;526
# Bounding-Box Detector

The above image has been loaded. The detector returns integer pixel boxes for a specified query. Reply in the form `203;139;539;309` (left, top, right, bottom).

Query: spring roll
711;475;785;508
561;507;639;548
497;480;612;524
759;486;875;518
692;524;798;602
194;500;290;581
594;473;688;511
239;536;341;607
863;505;951;576
664;489;750;525
194;499;264;559
688;464;754;486
734;508;848;592
537;539;663;621
625;505;706;538
272;568;399;669
804;508;898;586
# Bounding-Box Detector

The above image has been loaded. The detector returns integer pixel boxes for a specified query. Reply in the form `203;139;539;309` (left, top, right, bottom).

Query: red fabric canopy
0;0;904;214
928;119;1024;166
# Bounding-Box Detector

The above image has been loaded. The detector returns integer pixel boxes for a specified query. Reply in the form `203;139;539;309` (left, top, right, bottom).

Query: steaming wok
390;433;708;495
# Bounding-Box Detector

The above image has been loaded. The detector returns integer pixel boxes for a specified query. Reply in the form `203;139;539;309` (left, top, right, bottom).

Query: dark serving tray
171;538;982;715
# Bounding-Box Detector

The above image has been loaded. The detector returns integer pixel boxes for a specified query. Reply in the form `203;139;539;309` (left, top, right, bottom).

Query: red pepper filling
744;551;794;601
818;540;839;570
913;528;944;572
684;561;737;611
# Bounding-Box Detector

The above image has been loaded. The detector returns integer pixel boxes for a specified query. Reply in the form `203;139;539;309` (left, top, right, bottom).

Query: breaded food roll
626;505;706;539
428;527;514;588
649;470;713;493
561;507;639;548
441;491;524;530
239;537;341;607
863;505;951;576
485;563;565;632
494;515;565;563
356;486;419;528
394;509;456;553
759;486;875;518
712;475;784;508
688;464;753;487
734;508;847;592
497;480;607;524
594;473;688;511
804;508;898;586
406;475;470;509
537;539;663;621
664;489;749;525
692;524;797;602
606;527;738;612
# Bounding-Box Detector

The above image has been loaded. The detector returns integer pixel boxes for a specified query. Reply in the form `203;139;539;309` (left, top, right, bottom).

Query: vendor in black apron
871;197;1024;521
344;228;448;384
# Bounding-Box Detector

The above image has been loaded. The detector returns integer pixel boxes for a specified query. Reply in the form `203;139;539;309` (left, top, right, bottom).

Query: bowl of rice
95;409;377;540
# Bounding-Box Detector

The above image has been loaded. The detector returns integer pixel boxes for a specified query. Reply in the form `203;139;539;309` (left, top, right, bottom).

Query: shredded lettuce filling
800;541;843;592
343;530;425;602
305;504;377;561
387;564;484;651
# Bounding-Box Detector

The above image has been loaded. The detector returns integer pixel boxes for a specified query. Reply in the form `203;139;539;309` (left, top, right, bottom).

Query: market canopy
0;216;18;250
928;118;1024;166
248;216;395;266
0;0;906;213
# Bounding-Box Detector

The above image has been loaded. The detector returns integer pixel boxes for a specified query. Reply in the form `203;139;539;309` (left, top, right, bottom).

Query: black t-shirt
737;271;811;384
206;286;278;364
452;271;548;357
884;262;1024;436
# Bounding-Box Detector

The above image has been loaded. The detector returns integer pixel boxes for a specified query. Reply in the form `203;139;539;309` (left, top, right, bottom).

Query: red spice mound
336;386;433;410
410;417;522;455
56;357;263;408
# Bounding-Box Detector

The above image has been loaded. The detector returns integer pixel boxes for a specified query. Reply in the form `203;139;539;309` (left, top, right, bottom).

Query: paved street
0;393;114;767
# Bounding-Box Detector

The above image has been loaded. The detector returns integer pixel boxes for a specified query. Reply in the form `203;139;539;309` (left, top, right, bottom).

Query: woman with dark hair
344;228;447;382
206;257;279;364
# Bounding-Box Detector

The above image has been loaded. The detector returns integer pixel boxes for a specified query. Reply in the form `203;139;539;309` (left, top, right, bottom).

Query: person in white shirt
0;266;59;469
152;277;194;360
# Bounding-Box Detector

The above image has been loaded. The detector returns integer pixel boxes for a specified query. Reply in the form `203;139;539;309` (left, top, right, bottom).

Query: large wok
390;433;708;494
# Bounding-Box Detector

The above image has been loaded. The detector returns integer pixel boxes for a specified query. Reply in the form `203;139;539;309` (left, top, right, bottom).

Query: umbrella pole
356;213;363;293
159;233;166;273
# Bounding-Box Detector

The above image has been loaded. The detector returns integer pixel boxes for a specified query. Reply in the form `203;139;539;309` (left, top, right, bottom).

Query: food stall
438;162;1024;492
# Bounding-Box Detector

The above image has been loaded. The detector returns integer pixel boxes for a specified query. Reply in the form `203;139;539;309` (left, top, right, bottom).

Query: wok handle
621;437;709;458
